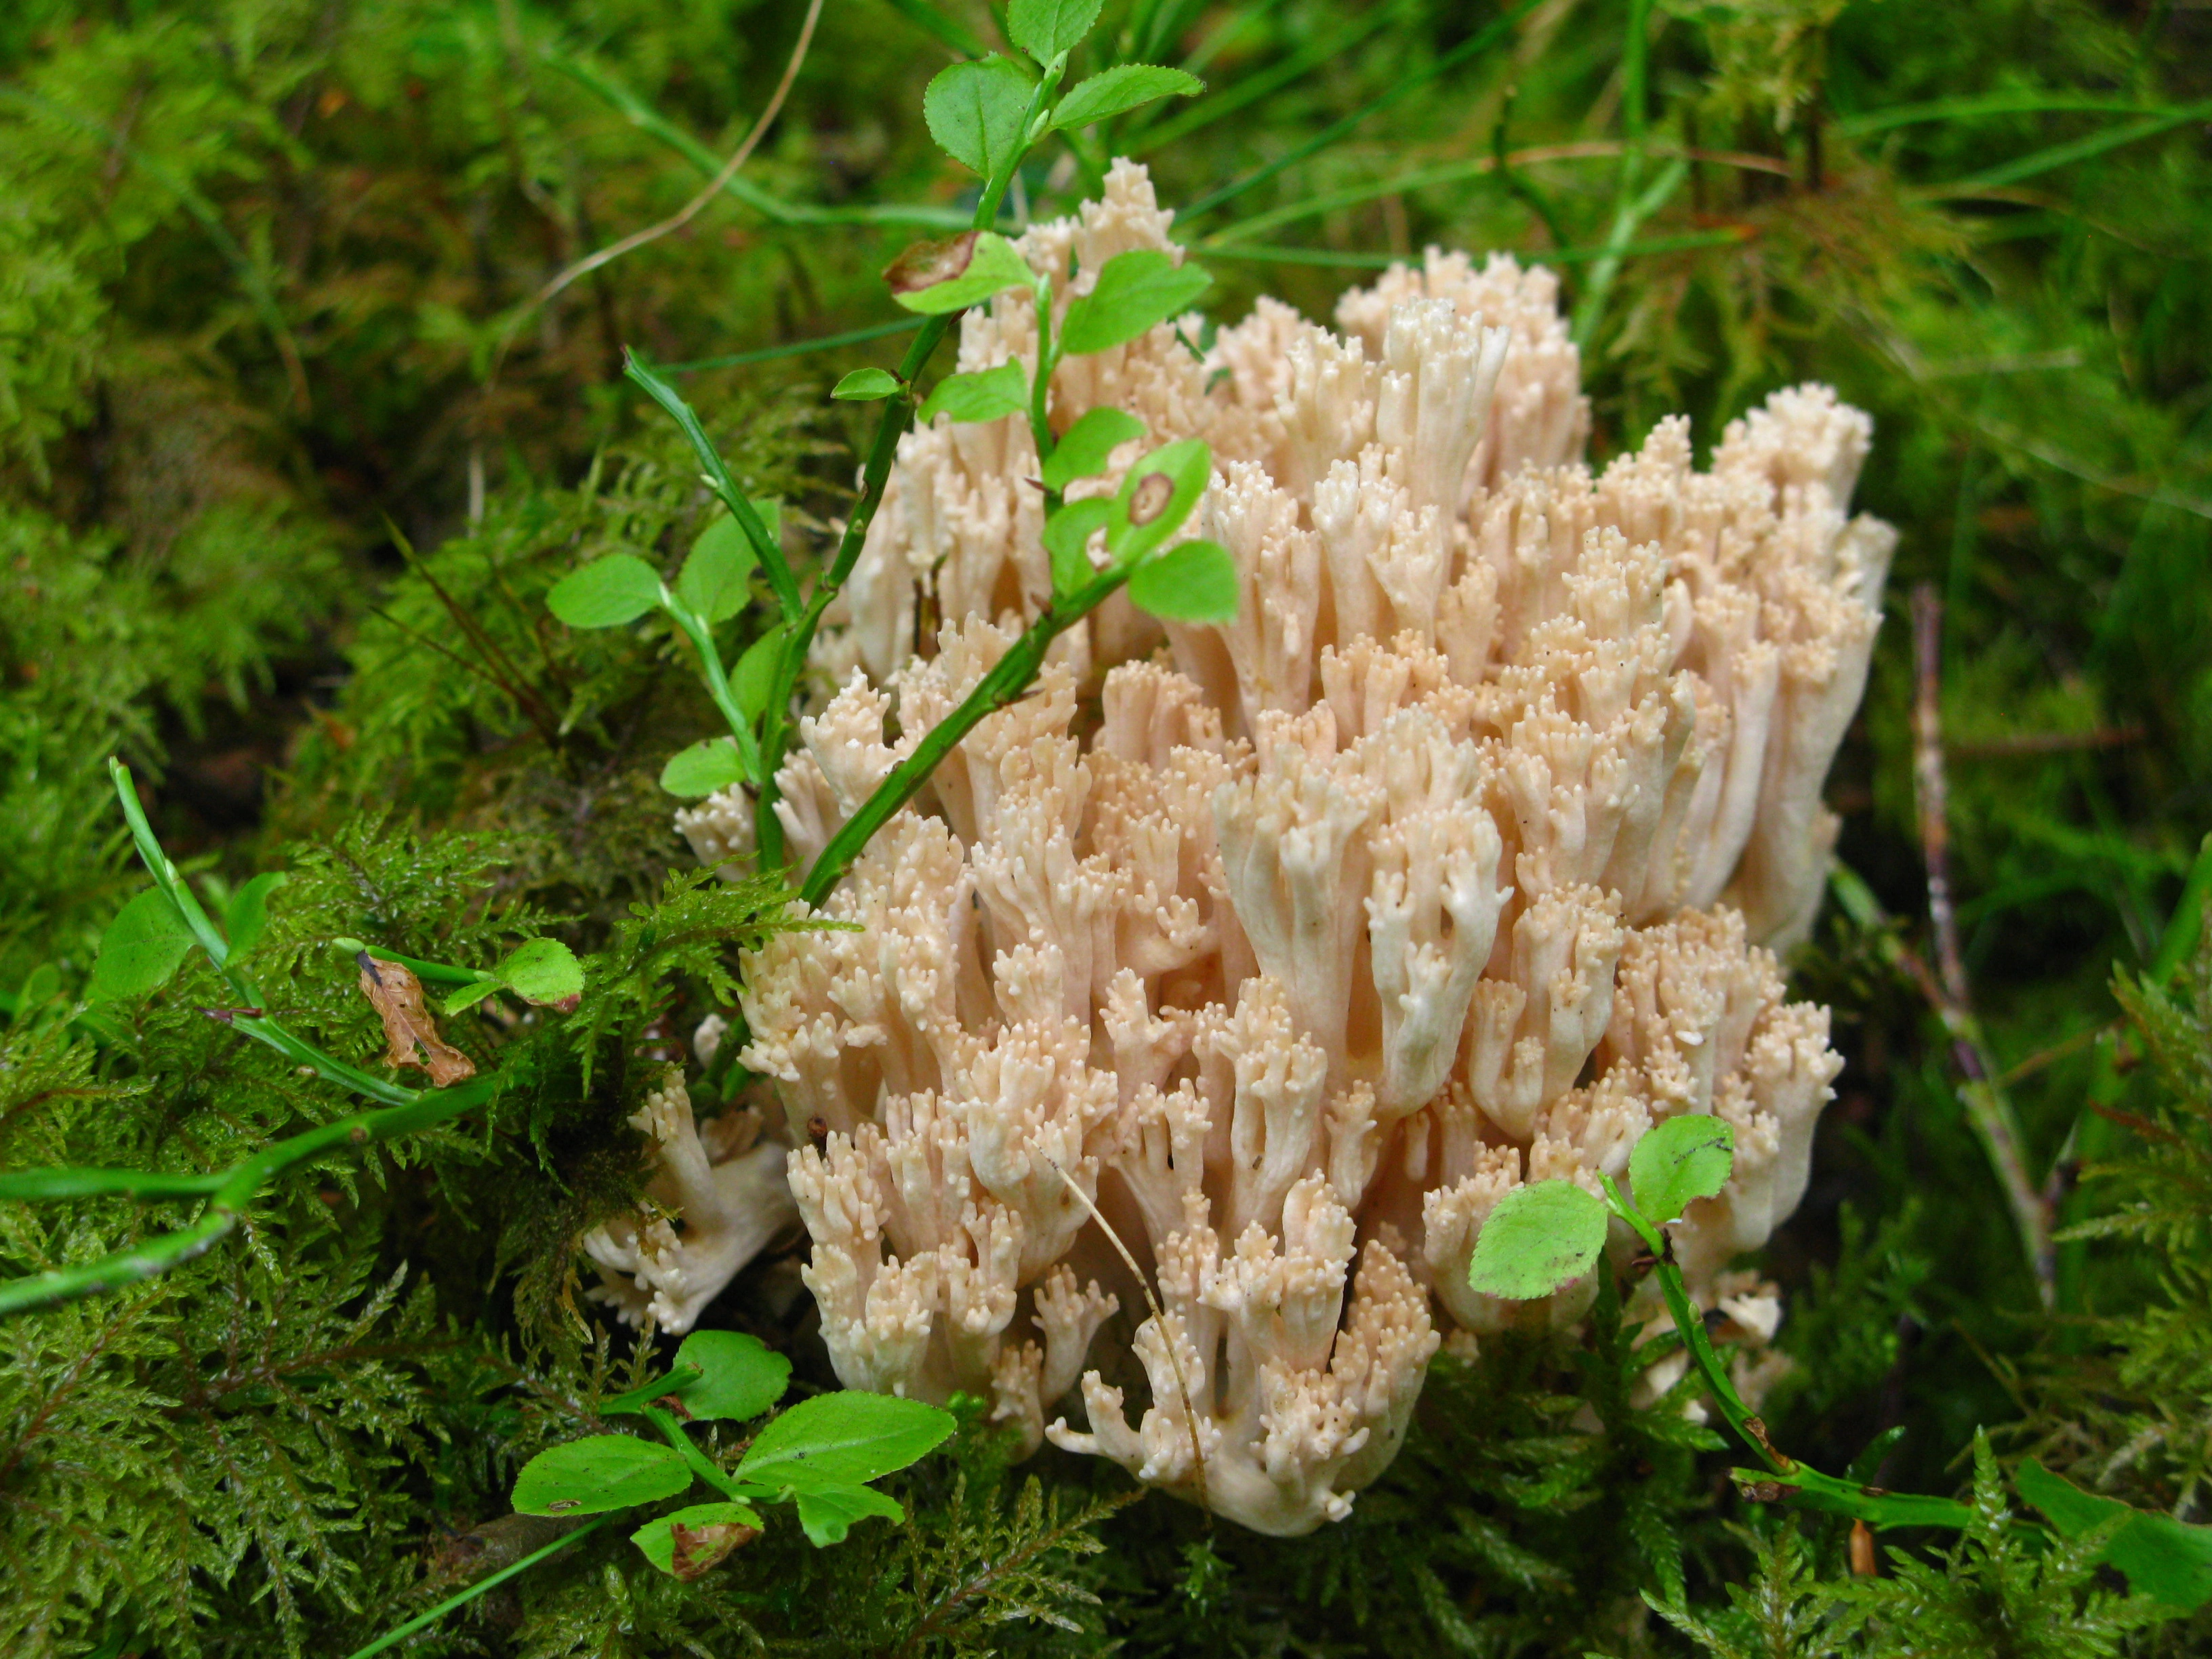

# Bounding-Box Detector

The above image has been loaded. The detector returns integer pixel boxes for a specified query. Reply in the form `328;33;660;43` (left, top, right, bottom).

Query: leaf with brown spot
630;1502;763;1578
357;954;476;1086
884;231;978;295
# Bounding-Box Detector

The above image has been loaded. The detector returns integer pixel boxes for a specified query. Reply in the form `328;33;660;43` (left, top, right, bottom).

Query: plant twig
748;62;1072;869
1599;1176;1975;1532
1910;586;2056;1303
798;566;1126;909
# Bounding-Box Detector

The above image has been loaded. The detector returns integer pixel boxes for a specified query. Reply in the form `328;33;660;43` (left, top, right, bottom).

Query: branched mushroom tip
658;163;1885;1534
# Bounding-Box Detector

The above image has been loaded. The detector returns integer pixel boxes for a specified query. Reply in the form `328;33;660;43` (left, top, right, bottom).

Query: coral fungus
682;163;1887;1534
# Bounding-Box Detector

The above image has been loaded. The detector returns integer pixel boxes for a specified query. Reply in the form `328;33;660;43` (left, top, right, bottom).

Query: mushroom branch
0;762;505;1317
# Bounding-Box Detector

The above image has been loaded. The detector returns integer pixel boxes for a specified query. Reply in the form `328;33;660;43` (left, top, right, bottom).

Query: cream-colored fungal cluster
583;1073;797;1333
688;163;1887;1534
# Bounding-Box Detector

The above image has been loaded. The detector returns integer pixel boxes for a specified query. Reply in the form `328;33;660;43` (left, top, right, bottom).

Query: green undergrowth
3;0;2211;1652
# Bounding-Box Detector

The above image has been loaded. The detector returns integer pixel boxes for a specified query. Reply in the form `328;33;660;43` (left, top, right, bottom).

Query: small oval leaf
1040;407;1145;492
548;555;663;628
1007;0;1102;62
1466;1180;1611;1300
732;628;785;722
922;55;1035;178
671;1330;791;1423
512;1435;691;1517
793;1483;905;1547
832;367;900;401
660;738;751;800
918;361;1029;425
631;1502;764;1578
1107;438;1212;565
497;938;583;1010
1128;538;1238;624
735;1393;956;1492
88;888;196;1003
1628;1114;1736;1227
1044;497;1112;596
1050;64;1203;131
888;232;1036;316
222;872;287;961
1061;250;1212;357
675;515;763;625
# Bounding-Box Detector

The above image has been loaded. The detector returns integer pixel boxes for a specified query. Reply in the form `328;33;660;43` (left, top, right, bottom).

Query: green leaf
792;1483;905;1547
441;977;504;1016
918;361;1029;425
660;738;751;800
676;508;777;625
1061;251;1212;356
1050;64;1203;131
548;555;663;628
1041;407;1145;491
1466;1180;1612;1300
735;1393;957;1492
1627;1115;1736;1227
87;888;195;1003
1128;538;1238;624
497;939;583;1010
1044;497;1111;596
1006;0;1101;62
671;1330;791;1423
732;628;784;722
832;367;901;401
888;231;1038;316
631;1502;764;1578
512;1435;691;1517
2020;1460;2212;1612
1107;438;1212;565
222;872;286;960
923;55;1035;178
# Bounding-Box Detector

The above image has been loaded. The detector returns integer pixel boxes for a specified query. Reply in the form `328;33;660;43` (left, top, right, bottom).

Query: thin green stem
0;1076;499;1316
1837;91;2205;138
663;597;766;782
333;939;490;989
750;62;1071;867
342;1513;615;1659
661;318;925;376
799;568;1126;910
625;352;801;620
642;1404;770;1502
1597;1173;1976;1531
1570;157;1687;346
1028;279;1059;479
1920;100;2212;194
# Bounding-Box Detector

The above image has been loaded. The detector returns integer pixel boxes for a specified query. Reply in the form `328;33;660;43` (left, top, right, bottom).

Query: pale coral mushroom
708;162;1889;1534
583;1073;798;1333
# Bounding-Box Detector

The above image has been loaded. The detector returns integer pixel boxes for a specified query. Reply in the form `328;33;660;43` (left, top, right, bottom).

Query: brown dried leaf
884;231;977;295
358;954;476;1086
